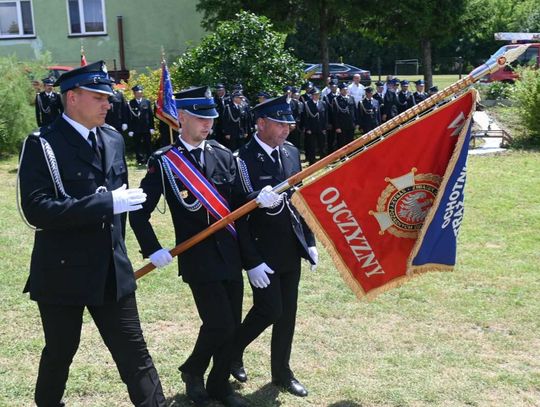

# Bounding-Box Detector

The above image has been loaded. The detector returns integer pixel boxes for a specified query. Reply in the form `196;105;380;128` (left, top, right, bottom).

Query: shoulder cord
226;104;241;124
155;158;167;215
36;94;51;114
304;100;320;119
333;97;350;114
236;156;254;193
127;102;141;118
16;136;70;231
160;156;202;212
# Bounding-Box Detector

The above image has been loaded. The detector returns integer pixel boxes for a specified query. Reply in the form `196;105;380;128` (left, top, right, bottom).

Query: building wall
0;0;206;71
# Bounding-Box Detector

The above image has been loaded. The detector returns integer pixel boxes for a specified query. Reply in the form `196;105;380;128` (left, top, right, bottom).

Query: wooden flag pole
134;44;528;280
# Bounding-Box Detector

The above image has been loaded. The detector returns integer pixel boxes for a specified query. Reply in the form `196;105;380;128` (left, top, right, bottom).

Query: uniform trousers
336;128;354;149
134;131;152;163
231;263;301;382
304;131;325;165
35;293;165;407
179;279;243;399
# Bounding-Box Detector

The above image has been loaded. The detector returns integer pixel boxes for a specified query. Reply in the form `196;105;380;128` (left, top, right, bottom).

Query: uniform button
112;247;115;252
110;224;114;230
77;172;82;177
102;215;107;220
60;259;65;265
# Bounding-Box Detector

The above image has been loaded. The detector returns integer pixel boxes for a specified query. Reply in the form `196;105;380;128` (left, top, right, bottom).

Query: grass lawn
1;148;539;406
375;74;462;90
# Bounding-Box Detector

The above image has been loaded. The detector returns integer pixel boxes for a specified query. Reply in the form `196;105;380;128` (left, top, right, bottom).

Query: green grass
1;150;539;406
376;74;461;90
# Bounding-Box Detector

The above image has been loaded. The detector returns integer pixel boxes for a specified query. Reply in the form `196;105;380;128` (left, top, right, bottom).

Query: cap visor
79;85;114;96
266;115;295;124
183;108;219;119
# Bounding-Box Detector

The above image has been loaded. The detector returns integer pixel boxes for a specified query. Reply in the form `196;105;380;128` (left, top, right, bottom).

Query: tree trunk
319;0;330;85
422;39;433;89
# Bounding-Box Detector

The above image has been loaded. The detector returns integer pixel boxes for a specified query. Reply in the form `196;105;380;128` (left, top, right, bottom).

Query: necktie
190;148;204;170
88;131;102;164
271;149;283;176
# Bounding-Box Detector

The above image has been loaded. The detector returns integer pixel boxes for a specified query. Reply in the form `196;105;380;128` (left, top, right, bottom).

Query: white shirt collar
62;113;96;143
254;134;280;162
179;136;206;165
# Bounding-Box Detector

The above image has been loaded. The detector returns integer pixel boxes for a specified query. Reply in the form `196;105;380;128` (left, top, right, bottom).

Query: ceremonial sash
162;147;237;237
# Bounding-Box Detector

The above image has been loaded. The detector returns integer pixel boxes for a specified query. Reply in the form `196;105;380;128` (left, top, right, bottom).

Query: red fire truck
480;32;540;83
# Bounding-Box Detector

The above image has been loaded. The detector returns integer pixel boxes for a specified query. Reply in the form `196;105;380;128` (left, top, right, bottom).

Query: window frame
0;0;35;39
66;0;107;37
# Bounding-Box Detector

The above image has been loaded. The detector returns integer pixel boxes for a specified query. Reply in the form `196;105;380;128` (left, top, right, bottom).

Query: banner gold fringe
291;89;477;301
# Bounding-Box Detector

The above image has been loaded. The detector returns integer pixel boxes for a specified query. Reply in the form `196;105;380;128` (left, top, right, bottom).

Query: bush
0;55;44;155
483;81;513;100
510;67;540;146
171;11;304;101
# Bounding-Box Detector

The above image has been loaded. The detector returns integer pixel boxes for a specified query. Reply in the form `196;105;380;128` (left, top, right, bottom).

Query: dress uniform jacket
332;95;356;131
383;90;400;121
359;97;381;132
129;139;244;284
35;91;63;127
220;101;250;151
127;98;154;133
105;90;128;132
19;117;135;306
413;91;428;105
397;90;414;113
237;138;315;273
302;98;328;134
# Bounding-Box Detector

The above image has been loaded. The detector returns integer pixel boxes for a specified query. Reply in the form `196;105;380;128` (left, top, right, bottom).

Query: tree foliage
170;11;303;100
510;67;540;146
0;55;48;155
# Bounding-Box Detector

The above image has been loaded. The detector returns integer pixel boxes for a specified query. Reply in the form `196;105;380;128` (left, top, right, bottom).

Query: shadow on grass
328;401;364;407
244;382;281;405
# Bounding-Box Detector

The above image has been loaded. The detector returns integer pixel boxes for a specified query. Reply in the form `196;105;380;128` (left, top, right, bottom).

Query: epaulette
28;130;41;139
35;124;54;138
206;139;228;151
101;123;118;131
151;145;173;158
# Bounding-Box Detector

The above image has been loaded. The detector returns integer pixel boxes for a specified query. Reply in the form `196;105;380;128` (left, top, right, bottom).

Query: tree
195;0;356;84
170;11;303;100
356;0;468;87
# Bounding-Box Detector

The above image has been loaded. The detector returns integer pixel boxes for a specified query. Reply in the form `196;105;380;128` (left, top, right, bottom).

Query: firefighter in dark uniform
373;81;385;111
129;86;265;407
105;83;128;133
412;79;428;105
287;87;304;149
359;87;381;133
231;95;318;398
18;61;166;407
302;87;327;164
382;79;400;122
35;77;63;127
127;85;154;164
220;91;250;152
323;80;339;153
332;82;356;148
428;85;439;96
212;83;228;141
397;80;414;113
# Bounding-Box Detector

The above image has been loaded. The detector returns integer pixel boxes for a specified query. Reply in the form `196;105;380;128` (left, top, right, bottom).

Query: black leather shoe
181;372;210;406
230;361;248;383
273;377;308;397
220;393;250;407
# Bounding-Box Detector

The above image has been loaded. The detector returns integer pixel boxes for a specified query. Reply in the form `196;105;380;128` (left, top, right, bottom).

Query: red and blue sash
162;147;237;237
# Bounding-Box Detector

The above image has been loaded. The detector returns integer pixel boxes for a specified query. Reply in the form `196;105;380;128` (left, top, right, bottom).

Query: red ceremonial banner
292;90;476;299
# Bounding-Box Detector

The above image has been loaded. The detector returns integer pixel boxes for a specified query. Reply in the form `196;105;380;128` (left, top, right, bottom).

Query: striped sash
162;147;237;237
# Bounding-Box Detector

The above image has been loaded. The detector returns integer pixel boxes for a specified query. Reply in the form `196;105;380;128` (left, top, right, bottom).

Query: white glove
128;131;134;137
308;246;318;271
247;262;275;288
256;185;283;209
121;123;128;131
111;184;147;214
150;129;155;135
149;248;173;268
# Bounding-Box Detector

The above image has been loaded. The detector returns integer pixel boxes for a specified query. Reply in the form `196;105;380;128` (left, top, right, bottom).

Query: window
67;0;106;35
0;0;34;38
